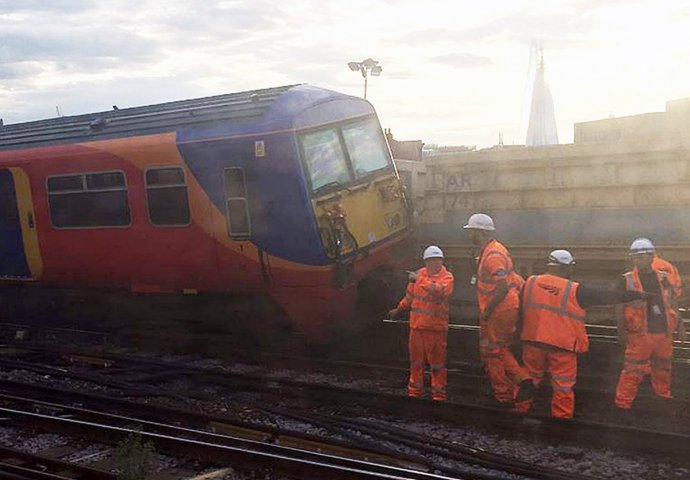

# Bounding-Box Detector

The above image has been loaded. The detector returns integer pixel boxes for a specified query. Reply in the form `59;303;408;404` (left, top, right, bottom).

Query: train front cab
290;102;410;331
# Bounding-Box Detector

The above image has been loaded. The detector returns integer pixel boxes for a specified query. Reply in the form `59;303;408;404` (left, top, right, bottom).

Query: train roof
0;84;300;151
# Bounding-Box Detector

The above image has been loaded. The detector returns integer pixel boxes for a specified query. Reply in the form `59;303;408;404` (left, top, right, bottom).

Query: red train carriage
0;85;410;336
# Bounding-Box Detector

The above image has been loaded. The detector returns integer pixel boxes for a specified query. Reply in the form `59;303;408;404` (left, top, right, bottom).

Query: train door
215;164;267;288
0;168;42;279
222;167;251;241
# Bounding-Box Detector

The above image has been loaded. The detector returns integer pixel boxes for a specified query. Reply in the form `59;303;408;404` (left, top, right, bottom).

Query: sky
0;0;689;147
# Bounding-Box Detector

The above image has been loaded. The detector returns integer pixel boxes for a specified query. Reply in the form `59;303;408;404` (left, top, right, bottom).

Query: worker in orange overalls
615;238;686;410
650;247;683;302
463;213;529;407
389;245;454;401
515;250;647;418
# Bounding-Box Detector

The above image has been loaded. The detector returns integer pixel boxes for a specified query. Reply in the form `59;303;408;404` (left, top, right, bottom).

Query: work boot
515;379;536;404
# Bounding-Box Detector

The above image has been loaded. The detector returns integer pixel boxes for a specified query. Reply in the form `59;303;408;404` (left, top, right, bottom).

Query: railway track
0;342;689;465
0;393;478;480
2;322;690;427
0;379;596;480
0;444;117;480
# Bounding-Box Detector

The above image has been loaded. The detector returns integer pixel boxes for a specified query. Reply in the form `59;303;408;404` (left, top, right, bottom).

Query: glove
388;308;399;320
407;270;418;283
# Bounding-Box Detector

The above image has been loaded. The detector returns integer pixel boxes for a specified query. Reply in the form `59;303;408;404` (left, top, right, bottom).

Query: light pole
347;58;382;100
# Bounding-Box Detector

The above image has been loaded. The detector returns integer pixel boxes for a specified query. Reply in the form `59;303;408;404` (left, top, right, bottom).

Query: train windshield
301;128;352;191
300;117;392;194
342;118;390;178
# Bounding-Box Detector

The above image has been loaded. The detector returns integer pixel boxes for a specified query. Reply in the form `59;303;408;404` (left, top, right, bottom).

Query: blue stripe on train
175;85;373;266
0;170;30;277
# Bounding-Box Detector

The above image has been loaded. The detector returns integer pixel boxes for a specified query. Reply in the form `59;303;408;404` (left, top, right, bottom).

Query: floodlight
348;62;361;72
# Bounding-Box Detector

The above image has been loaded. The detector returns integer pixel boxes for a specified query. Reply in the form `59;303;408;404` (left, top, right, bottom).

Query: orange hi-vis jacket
622;268;677;334
398;266;454;331
521;274;589;353
477;240;523;314
652;256;683;301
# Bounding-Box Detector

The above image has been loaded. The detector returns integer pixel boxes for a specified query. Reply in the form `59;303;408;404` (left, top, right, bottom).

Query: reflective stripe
411;293;448;305
624;272;635;291
479;339;503;349
552;384;573;393
560;281;574;310
551;374;577;383
431;386;446;393
524;275;536;307
430;364;445;372
411;307;448;317
410;360;424;367
523;302;586;322
408;381;423;388
523;276;586;322
624;357;649;365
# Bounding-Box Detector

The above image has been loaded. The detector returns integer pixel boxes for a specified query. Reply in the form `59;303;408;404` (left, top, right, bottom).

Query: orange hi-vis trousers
615;332;673;409
516;343;578;418
480;309;528;404
408;329;448;401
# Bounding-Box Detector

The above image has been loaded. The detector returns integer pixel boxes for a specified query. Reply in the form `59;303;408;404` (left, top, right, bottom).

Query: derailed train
0;85;409;335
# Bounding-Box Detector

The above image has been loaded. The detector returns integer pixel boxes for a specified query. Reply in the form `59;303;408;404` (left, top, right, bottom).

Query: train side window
145;167;191;226
223;167;250;239
47;171;131;228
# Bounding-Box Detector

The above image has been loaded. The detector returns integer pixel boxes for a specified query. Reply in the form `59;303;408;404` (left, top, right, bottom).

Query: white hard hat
423;245;444;260
463;213;496;231
547;249;576;266
629;237;656;255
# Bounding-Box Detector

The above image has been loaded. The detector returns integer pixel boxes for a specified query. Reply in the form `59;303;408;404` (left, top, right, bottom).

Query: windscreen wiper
313;180;348;196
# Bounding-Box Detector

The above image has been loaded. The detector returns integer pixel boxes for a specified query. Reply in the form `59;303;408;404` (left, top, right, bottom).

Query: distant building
575;97;690;144
423;144;476;158
526;49;559;146
385;129;424;162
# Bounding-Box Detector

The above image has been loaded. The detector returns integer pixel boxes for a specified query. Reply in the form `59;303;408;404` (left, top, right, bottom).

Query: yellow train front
283;100;411;334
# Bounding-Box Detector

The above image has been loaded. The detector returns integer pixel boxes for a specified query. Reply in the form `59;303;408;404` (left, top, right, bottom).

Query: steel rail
0;444;117;480
0;405;465;480
3;344;690;461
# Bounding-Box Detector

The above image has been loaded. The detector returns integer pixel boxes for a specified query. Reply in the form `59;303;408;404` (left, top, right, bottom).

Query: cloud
431;53;492;68
0;61;44;80
0;28;159;66
0;0;88;13
396;7;596;48
0;0;686;149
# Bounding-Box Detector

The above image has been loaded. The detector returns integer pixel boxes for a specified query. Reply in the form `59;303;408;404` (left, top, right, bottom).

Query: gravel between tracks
0;349;688;480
